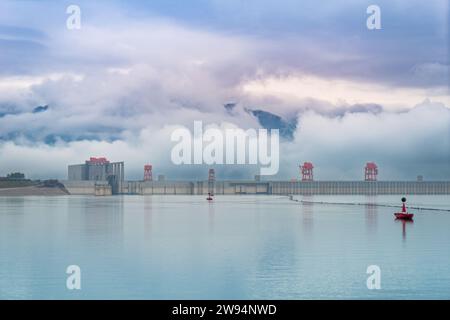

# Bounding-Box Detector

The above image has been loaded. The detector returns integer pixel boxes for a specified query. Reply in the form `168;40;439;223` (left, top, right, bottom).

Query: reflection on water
67;196;124;238
5;197;26;211
143;196;153;238
397;219;414;241
0;195;449;299
301;195;314;235
365;196;378;234
208;201;215;233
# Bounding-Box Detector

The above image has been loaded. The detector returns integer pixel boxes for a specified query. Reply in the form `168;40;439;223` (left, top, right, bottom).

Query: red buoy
394;197;414;220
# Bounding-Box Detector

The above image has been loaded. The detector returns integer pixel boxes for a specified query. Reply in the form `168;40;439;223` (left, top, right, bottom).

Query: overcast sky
0;0;449;180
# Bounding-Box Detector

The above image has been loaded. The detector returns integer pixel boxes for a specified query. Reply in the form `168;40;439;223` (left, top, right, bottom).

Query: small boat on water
395;197;414;220
206;192;214;201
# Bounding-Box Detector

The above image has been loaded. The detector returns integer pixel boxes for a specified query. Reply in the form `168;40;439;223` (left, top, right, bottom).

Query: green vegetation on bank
0;172;35;188
0;169;69;195
0;180;37;188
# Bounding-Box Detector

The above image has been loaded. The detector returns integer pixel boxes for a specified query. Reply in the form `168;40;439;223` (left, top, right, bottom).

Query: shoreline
0;185;69;196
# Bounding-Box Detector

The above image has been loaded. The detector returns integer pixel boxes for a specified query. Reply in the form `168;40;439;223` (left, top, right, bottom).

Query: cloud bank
0;0;448;180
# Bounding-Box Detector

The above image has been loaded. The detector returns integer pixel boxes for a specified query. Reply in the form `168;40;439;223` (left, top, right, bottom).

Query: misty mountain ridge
244;108;297;141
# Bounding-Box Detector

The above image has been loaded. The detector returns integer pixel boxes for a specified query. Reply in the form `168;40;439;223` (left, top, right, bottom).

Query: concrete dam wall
62;180;450;196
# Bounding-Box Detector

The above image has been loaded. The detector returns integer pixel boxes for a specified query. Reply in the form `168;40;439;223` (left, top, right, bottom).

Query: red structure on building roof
87;157;110;165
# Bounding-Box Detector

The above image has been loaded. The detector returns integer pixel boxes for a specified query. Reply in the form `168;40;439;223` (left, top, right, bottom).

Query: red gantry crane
301;162;314;181
144;164;153;181
364;162;378;181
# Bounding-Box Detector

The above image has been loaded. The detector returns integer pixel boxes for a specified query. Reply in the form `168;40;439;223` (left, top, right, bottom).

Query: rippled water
0;195;449;299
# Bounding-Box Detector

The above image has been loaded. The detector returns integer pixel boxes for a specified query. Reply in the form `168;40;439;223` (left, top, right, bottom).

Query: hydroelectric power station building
62;158;450;196
66;157;124;195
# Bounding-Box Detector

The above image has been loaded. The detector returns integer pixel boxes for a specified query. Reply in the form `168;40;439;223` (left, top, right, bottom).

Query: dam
62;179;450;196
63;158;450;196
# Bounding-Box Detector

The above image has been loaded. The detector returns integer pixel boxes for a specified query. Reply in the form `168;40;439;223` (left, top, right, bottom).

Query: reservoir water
0;195;449;299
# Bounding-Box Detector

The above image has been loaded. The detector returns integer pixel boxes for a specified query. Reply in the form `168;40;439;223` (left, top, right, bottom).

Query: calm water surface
0;195;449;299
